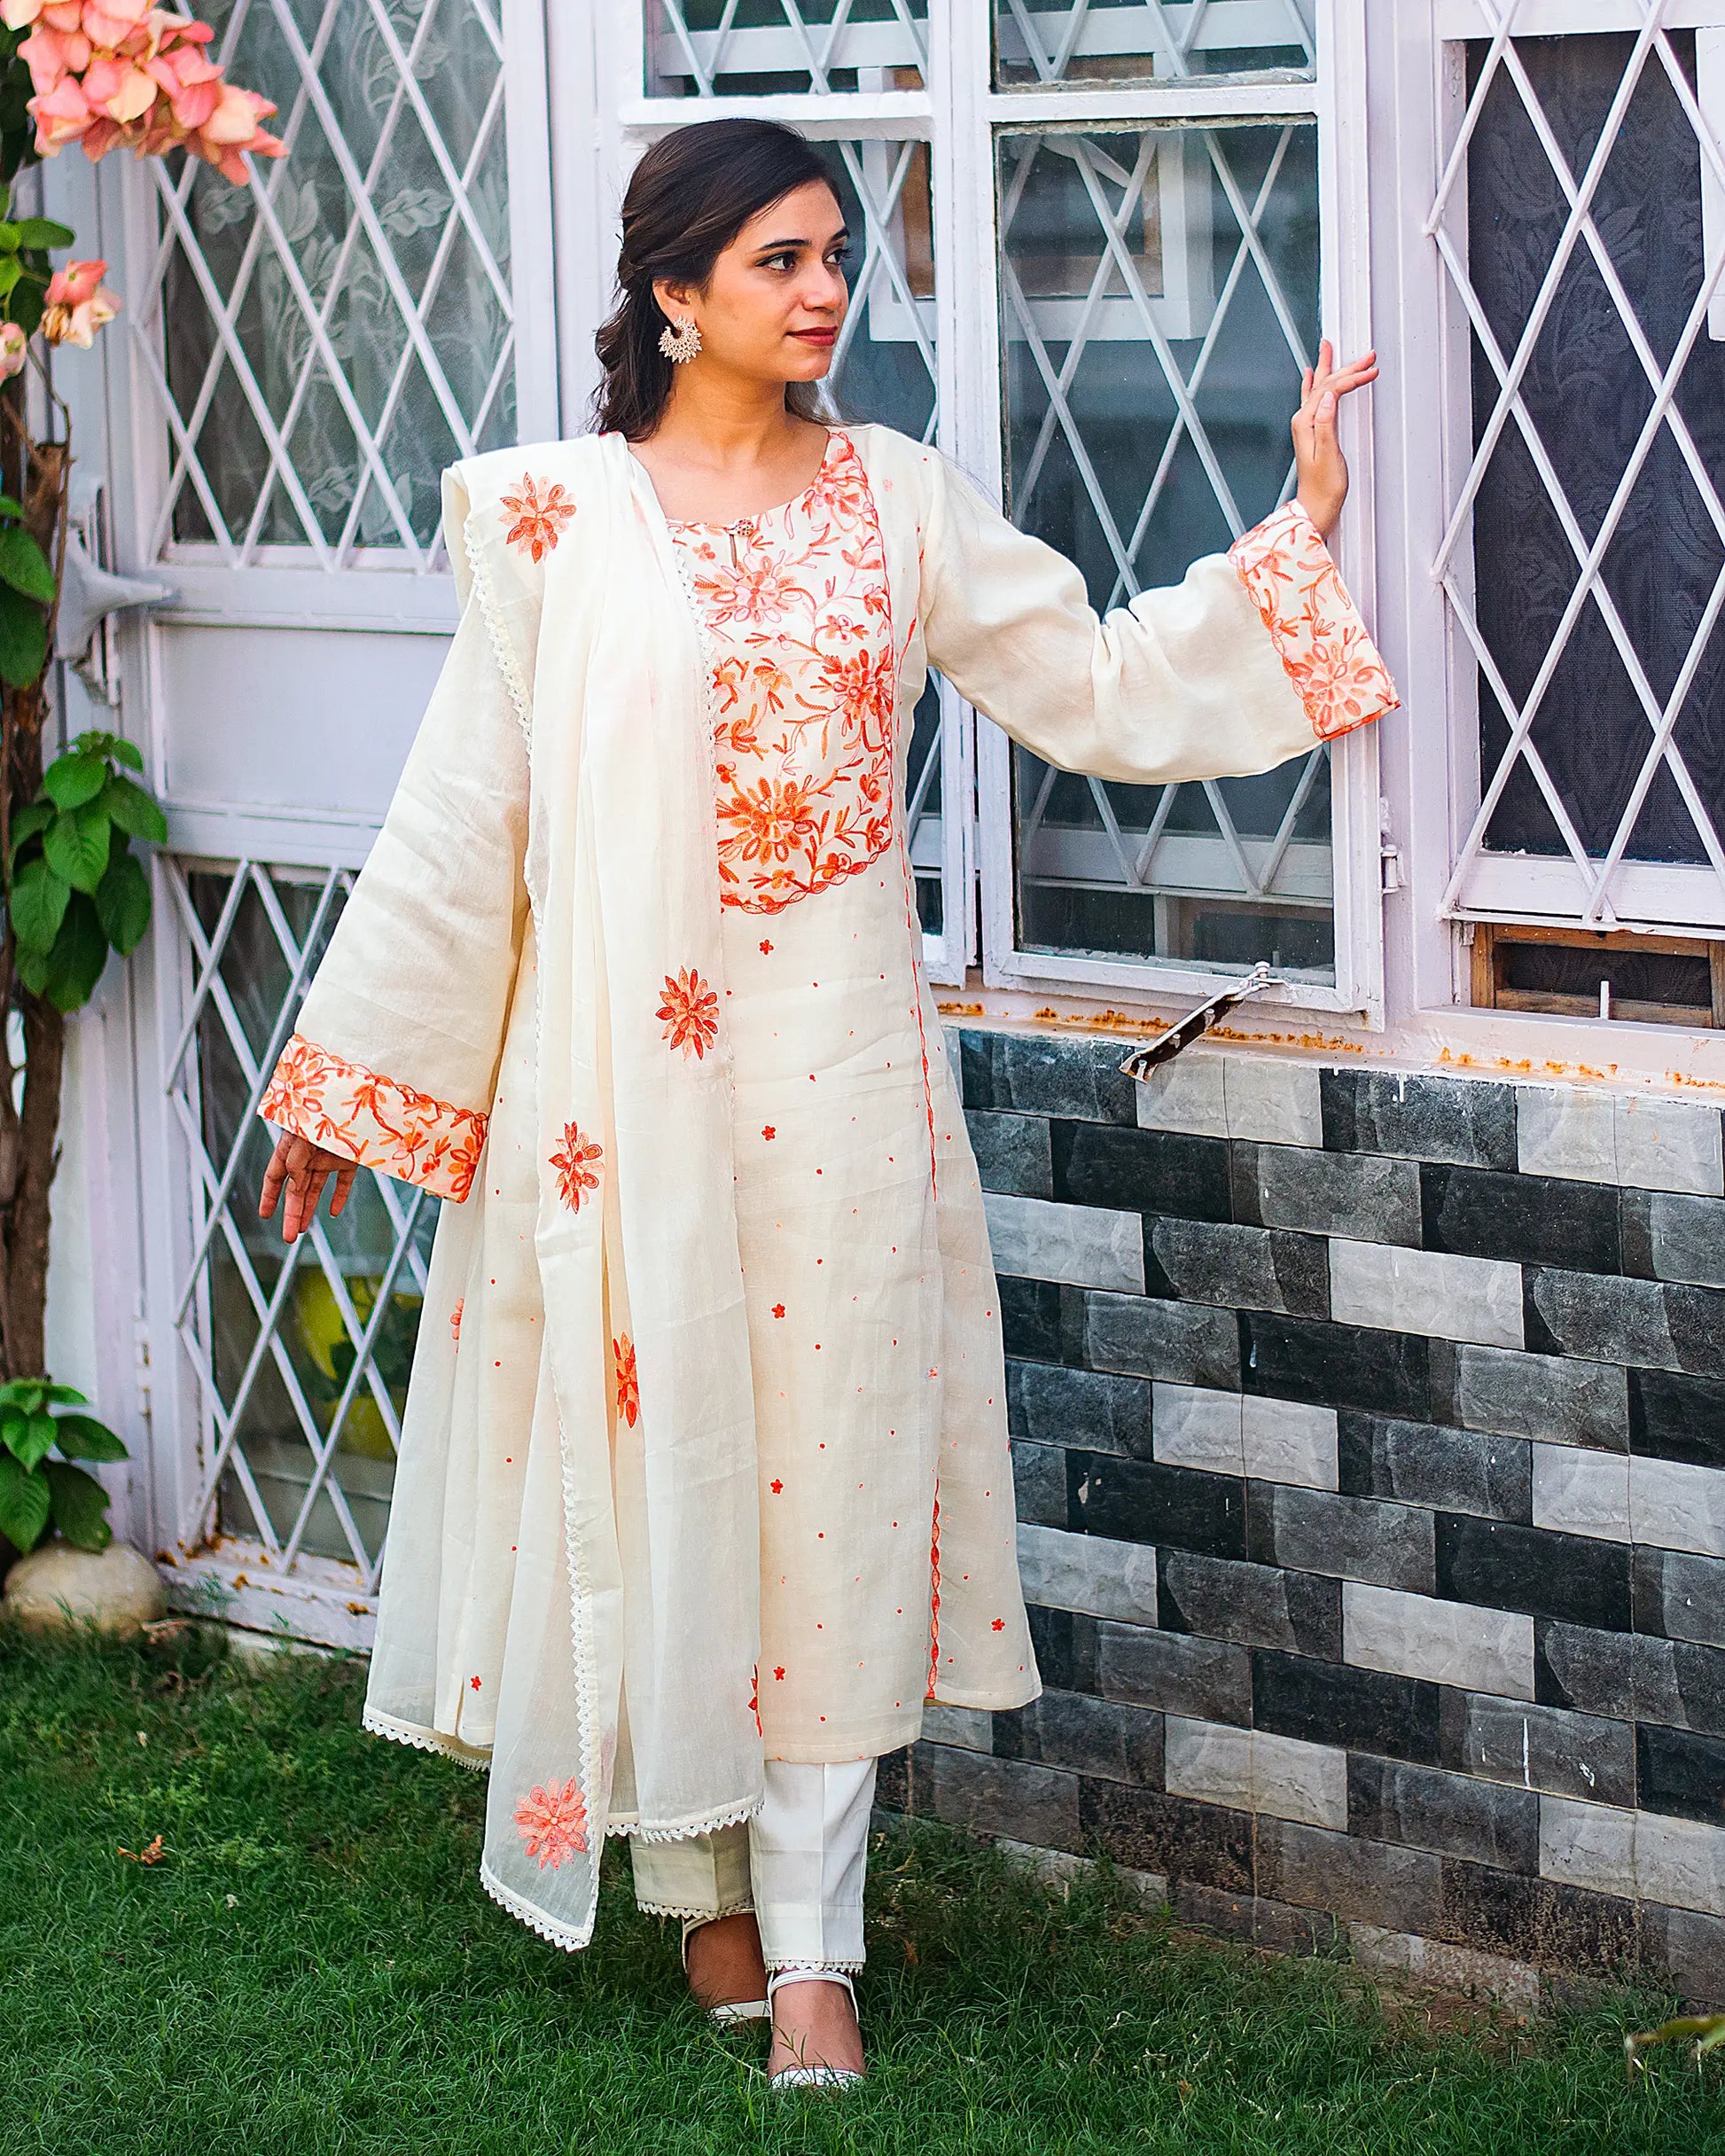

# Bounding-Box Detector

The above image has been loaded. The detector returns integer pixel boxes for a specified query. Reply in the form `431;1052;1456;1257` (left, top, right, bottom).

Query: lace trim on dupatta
362;1705;490;1772
260;1033;487;1203
1227;501;1400;742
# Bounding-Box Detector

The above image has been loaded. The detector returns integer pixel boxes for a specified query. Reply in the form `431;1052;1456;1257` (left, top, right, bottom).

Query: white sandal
766;1967;864;2090
682;1915;769;2025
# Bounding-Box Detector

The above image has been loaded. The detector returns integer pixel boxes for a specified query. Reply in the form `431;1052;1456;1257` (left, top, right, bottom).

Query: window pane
160;0;515;557
1463;31;1725;875
998;122;1331;980
996;0;1314;88
648;1;928;96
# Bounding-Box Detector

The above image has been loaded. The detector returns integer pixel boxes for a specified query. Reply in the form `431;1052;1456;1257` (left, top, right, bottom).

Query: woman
256;118;1393;2088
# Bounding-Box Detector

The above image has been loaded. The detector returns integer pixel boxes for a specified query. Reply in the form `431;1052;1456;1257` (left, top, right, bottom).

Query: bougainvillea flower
0;324;27;381
41;257;119;345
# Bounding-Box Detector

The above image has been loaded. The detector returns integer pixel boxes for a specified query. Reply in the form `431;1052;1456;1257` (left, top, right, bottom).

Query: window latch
1117;962;1281;1081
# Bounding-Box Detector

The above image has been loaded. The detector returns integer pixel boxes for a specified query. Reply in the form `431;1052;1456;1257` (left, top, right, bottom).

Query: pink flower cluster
3;2;286;184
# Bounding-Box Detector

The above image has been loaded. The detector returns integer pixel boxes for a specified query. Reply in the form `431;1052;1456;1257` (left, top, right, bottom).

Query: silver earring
659;316;701;363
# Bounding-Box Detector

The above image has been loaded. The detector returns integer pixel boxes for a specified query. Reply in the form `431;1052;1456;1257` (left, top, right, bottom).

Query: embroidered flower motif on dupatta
655;965;719;1058
500;474;575;562
550;1121;603;1211
512;1777;589;1869
613;1333;639;1427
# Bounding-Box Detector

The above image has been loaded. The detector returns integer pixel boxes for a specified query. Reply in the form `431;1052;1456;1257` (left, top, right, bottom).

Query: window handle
1117;963;1281;1081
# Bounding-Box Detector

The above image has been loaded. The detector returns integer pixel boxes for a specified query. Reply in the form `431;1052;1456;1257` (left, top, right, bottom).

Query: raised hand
1292;339;1379;545
259;1130;359;1243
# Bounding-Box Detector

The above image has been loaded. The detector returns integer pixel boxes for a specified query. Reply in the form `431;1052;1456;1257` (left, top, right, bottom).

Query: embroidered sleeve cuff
1228;501;1401;742
259;1033;488;1203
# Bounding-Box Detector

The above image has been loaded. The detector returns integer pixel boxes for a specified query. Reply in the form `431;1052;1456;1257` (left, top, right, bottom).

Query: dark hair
592;119;839;440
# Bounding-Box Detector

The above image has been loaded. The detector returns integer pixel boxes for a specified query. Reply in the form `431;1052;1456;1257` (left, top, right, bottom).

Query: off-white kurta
260;421;1395;1951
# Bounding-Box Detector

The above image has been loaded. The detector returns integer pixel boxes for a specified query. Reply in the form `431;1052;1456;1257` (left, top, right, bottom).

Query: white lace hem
478;1856;596;1955
362;1706;490;1772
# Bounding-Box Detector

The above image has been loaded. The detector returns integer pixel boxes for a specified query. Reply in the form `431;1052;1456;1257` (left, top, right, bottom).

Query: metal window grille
995;0;1315;85
647;1;930;97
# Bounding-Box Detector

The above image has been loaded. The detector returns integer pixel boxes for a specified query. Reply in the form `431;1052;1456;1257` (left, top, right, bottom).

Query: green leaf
43;751;106;809
51;1411;125;1463
0;1451;50;1552
0;584;46;687
0;1379;44;1414
0;524;56;604
94;844;150;957
0;493;23;519
43;801;109;894
41;1382;87;1406
43;1459;110;1551
0;1410;32;1465
8;855;68;952
101;773;167;846
106;737;144;773
37;892;108;1012
5;1410;54;1471
0;223;20;251
12;218;73;250
8;796;53;865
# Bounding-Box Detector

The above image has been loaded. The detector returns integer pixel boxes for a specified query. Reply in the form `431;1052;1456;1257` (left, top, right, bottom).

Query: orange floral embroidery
655;965;720;1059
550;1121;603;1212
613;1332;639;1428
749;1666;762;1736
667;430;897;915
500;473;574;562
450;1298;464;1344
259;1033;487;1203
1228;502;1400;741
512;1777;588;1870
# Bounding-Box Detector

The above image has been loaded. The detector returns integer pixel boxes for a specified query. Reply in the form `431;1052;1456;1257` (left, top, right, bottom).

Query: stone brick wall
879;1025;1725;2006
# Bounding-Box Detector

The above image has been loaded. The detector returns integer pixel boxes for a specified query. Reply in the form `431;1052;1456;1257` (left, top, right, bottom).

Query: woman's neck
630;372;831;524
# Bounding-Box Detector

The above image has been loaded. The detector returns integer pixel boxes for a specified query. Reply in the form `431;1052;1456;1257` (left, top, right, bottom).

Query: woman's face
655;179;849;388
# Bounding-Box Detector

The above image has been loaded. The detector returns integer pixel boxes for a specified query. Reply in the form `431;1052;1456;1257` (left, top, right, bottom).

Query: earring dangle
659;316;701;363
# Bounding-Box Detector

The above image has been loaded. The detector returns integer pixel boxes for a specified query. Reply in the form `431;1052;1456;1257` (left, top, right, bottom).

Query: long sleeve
258;590;530;1201
918;454;1397;785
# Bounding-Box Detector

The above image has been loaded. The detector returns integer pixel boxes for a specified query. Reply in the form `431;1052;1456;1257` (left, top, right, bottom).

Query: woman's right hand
259;1132;358;1242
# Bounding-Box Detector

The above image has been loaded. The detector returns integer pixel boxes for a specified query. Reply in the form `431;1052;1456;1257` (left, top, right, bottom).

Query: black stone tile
912;1742;1082;1850
1348;1756;1539;1873
997;1275;1062;1365
1629;1369;1725;1471
1173;1880;1339;1957
1158;1551;1342;1659
1229;1140;1264;1227
960;1029;1136;1124
1254;1816;1441;1933
1436;1512;1633;1632
1010;1440;1068;1529
1084;1292;1240;1389
1636;1723;1725;1825
1422;1164;1620;1275
1148;1216;1330;1319
1669;1642;1725;1737
1007;1360;1152;1460
1251;1143;1424;1246
1026;1605;1099;1695
1245;1482;1435;1594
965;1107;1053;1199
1435;1861;1646;1976
1322;1070;1518;1171
1252;1647;1442;1765
1338;1412;1532;1522
875;1746;909;1811
1440;1689;1638;1808
1646;1905;1725;2011
1625;1188;1725;1291
1058;1285;1089;1368
1451;1342;1628;1451
1073;1453;1245;1559
1078;1777;1255;1892
1098;1622;1251;1724
1241;1314;1430;1421
994;1687;1165;1787
1051;1120;1231;1223
1634;1548;1725;1649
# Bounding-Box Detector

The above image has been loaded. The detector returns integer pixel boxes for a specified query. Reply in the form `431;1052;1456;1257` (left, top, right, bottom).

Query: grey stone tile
1164;1716;1347;1830
1255;1816;1444;1933
1011;1440;1069;1529
1630;1457;1725;1559
994;1686;1164;1786
1331;1240;1523;1350
1531;1443;1631;1543
920;1704;993;1752
1008;1361;1151;1459
1242;1396;1339;1491
1644;1904;1725;2009
914;1741;1083;1852
1085;1291;1240;1390
1454;1345;1629;1451
1348;1756;1539;1872
1251;1483;1437;1593
1536;1621;1683;1721
1526;1269;1710;1376
1617;1095;1725;1199
1159;1550;1342;1660
1517;1087;1618;1184
1441;1691;1638;1808
984;1191;1144;1294
1345;1582;1535;1699
965;1107;1053;1199
1253;1144;1424;1246
1015;1522;1157;1625
1133;1051;1227;1138
1541;1796;1725;1918
1175;1881;1340;1956
1643;1190;1725;1289
1224;1056;1325;1147
1152;1383;1245;1474
1339;1413;1532;1523
1097;1621;1252;1725
1635;1547;1725;1646
1323;1071;1518;1172
1149;1216;1329;1319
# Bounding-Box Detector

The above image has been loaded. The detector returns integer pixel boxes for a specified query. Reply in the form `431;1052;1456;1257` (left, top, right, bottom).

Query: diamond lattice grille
1435;7;1725;931
648;0;928;97
147;0;514;566
1000;121;1334;976
164;861;437;1583
995;0;1314;86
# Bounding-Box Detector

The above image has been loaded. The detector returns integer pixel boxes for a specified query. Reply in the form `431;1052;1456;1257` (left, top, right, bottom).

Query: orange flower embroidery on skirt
512;1777;589;1870
656;965;719;1059
449;1297;464;1344
613;1332;639;1427
550;1121;603;1211
500;474;574;562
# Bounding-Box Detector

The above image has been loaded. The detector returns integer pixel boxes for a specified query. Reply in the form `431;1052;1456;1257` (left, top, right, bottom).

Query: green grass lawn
3;1618;1721;2156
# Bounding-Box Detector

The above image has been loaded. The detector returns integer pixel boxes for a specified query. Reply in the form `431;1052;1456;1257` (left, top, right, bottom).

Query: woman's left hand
1292;340;1378;545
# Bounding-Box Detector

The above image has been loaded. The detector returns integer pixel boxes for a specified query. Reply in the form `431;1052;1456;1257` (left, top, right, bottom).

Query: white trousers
630;1757;878;1973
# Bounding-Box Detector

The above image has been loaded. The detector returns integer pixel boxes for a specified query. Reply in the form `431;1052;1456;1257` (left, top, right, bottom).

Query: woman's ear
652;276;697;322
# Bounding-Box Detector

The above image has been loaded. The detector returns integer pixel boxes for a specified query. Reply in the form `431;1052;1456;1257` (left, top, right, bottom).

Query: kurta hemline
607;1794;763;1844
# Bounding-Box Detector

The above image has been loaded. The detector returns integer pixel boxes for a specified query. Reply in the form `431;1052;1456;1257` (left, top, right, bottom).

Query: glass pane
160;0;514;557
649;0;928;96
996;0;1315;88
1464;31;1725;872
999;121;1331;980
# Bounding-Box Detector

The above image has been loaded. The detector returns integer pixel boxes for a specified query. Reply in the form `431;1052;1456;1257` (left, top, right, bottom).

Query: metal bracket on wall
1116;962;1283;1081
